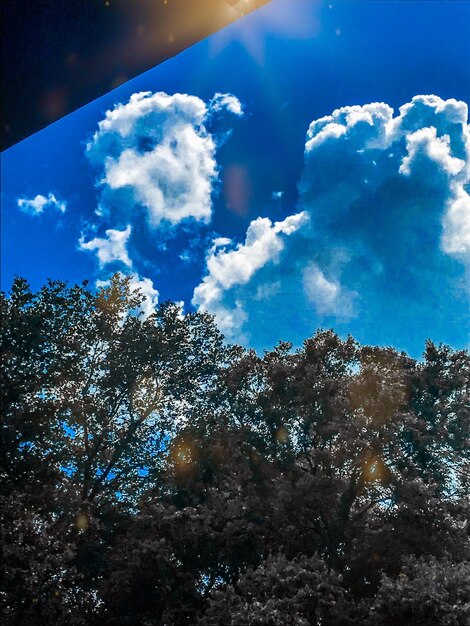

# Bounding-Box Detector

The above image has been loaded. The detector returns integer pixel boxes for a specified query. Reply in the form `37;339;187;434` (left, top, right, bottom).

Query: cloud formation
208;92;243;118
79;225;132;268
17;193;66;216
192;212;308;339
300;94;470;259
87;91;242;227
193;95;469;347
96;273;160;320
302;262;348;316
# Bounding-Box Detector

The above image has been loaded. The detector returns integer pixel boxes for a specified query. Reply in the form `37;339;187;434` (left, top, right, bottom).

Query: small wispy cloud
17;193;67;216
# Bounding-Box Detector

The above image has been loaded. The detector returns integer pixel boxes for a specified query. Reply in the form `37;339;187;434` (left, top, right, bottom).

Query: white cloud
397;121;470;257
17;193;66;216
206;212;308;289
386;95;469;144
302;263;341;315
209;92;244;117
79;225;132;268
211;237;232;252
96;273;159;319
192;212;308;339
253;281;281;301
87;90;242;227
442;186;470;256
193;94;469;348
127;274;160;319
300;94;470;259
399;127;465;177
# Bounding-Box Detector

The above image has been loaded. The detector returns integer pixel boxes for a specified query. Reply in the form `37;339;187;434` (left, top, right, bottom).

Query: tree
201;553;361;626
1;275;227;624
371;556;470;626
1;278;469;624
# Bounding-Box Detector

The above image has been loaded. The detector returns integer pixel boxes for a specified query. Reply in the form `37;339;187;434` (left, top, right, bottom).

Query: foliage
200;553;361;626
371;556;470;626
1;276;469;625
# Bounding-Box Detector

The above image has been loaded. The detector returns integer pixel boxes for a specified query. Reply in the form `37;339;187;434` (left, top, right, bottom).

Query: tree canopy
1;275;469;625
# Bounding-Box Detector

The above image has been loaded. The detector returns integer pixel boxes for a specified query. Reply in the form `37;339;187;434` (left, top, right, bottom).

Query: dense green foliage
1;276;469;625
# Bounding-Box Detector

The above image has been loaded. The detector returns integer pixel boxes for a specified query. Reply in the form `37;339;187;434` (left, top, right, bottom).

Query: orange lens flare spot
223;165;252;217
40;89;68;123
363;455;387;482
75;512;89;531
171;438;198;472
276;426;289;444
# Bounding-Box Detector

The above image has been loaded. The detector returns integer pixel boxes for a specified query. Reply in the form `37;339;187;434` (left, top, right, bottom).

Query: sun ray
210;0;321;64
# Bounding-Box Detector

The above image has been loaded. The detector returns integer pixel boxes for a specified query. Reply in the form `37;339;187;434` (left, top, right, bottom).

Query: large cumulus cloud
83;90;242;307
87;91;242;227
299;95;470;288
193;95;469;348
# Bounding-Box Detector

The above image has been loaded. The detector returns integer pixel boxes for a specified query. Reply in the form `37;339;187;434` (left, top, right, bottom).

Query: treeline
1;275;469;625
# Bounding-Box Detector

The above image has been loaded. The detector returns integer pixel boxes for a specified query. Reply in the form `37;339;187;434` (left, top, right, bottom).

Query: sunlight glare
210;0;321;63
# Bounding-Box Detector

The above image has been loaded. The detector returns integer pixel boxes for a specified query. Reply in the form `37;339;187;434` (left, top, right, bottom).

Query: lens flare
276;426;289;443
171;437;198;473
75;512;89;531
224;164;252;216
210;0;321;63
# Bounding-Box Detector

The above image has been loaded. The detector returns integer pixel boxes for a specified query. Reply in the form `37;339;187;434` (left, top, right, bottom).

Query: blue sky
1;0;469;356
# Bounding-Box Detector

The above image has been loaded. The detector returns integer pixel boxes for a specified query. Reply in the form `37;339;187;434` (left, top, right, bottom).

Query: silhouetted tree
1;276;469;625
